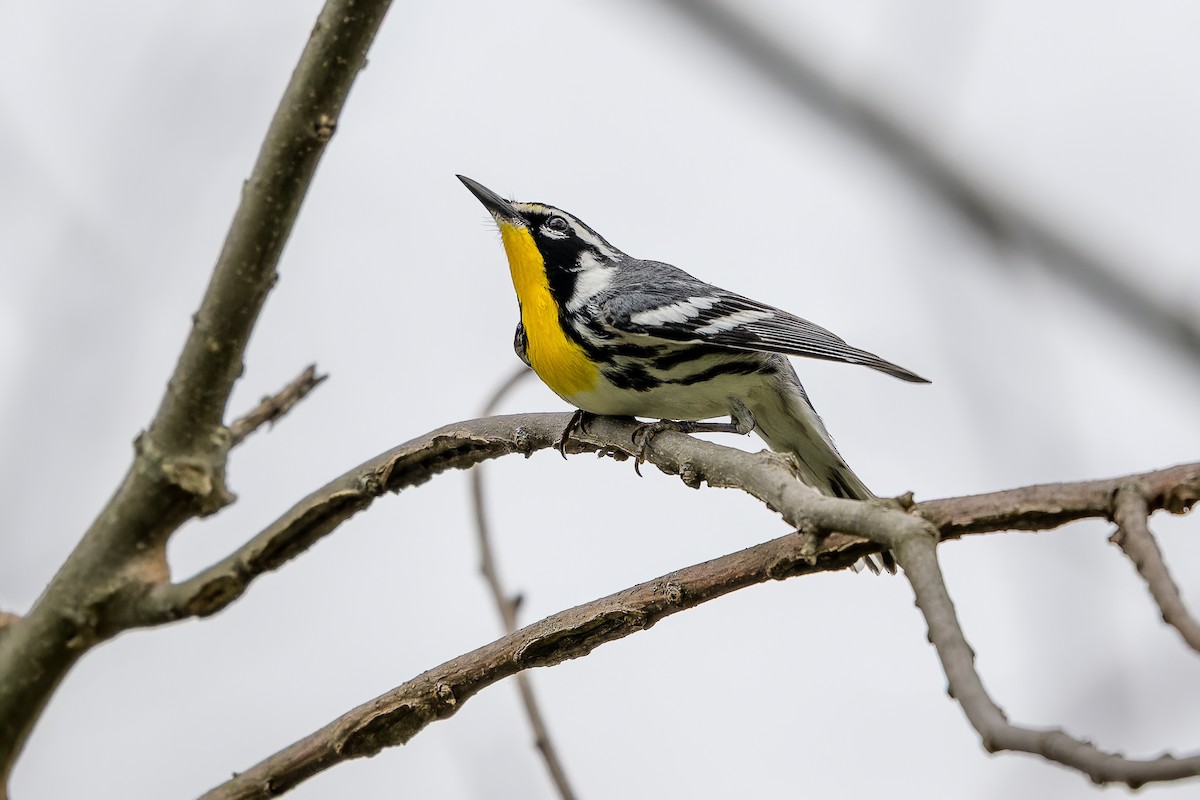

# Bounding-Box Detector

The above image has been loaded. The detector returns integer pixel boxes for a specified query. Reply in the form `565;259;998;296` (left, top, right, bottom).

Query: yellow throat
498;222;599;398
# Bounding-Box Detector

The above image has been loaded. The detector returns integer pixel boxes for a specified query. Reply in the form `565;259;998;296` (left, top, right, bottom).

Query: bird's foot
555;409;593;459
630;419;693;477
629;401;756;477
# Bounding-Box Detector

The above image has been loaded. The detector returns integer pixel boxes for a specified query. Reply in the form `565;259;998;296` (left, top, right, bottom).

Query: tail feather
748;361;895;574
748;366;873;501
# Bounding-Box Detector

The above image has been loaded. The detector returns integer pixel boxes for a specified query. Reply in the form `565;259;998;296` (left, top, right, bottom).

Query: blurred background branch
655;0;1200;368
468;367;579;800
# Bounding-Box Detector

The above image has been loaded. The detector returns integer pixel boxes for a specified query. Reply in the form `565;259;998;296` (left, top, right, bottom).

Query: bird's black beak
457;175;523;225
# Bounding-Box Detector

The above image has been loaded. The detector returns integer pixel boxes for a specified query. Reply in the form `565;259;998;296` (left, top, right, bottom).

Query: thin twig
1111;484;1200;653
892;532;1200;789
229;365;327;446
652;0;1200;368
469;368;578;800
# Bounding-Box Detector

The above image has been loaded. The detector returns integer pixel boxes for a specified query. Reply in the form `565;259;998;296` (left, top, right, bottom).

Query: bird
459;175;927;540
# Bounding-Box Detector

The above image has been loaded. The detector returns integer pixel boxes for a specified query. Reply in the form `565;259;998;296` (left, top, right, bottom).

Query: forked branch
893;532;1200;788
1111;484;1200;653
190;414;1198;797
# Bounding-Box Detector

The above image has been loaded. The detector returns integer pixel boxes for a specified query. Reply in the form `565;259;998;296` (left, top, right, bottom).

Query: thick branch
200;523;865;800
139;413;926;623
0;1;392;787
894;532;1200;788
147;9;386;469
185;416;1197;796
1111;485;1200;653
919;462;1200;536
200;432;1200;797
140;411;1200;626
229;365;327;447
138;414;565;623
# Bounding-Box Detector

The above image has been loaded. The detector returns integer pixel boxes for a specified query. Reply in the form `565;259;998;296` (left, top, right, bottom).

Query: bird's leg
555;409;594;459
631;399;755;476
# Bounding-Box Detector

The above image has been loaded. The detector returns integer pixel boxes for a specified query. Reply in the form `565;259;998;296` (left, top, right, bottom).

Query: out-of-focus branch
0;1;392;789
893;530;1200;789
229;365;328;447
652;0;1200;367
469;367;578;800
1111;484;1200;653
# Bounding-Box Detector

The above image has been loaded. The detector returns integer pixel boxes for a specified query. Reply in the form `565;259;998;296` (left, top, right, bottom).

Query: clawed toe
630;424;657;476
555;409;591;459
630;420;693;477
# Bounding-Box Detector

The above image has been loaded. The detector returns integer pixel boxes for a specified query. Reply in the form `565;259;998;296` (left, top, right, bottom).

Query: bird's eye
546;216;569;233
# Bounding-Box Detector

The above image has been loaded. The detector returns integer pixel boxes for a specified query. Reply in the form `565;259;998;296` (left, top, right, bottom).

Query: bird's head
458;175;624;309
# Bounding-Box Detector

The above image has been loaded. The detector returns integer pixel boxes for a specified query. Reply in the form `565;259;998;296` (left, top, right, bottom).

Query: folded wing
603;279;929;384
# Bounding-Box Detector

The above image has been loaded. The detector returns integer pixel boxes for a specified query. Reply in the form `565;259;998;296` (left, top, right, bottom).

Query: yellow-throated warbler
460;175;928;513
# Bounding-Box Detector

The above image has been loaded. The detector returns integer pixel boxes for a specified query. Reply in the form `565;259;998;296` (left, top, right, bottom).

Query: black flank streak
603;363;660;392
668;360;762;386
652;344;734;370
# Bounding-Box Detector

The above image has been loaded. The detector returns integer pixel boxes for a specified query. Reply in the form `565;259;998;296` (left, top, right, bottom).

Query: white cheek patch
695;309;773;335
630;296;719;327
568;255;616;311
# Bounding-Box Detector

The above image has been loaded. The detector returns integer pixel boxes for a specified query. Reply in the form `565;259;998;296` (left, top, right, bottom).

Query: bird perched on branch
459;175;927;564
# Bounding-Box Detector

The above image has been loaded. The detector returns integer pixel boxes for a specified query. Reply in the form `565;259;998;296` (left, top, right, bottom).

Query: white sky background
2;0;1199;797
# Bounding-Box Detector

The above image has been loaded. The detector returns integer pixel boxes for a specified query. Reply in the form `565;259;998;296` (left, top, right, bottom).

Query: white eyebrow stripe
629;296;719;326
695;309;773;335
511;201;621;259
572;224;619;260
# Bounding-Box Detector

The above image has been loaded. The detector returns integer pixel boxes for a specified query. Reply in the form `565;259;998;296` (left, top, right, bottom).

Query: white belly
562;350;780;422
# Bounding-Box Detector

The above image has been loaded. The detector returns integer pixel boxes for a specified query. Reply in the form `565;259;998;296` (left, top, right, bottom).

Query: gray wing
599;260;929;384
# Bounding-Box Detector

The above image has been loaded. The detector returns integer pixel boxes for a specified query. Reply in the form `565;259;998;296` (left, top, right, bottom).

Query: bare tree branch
137;412;563;624
1111;484;1200;654
139;409;1200;628
185;415;1196;796
470;367;578;800
0;1;392;789
200;517;867;800
919;462;1200;536
651;0;1200;368
893;530;1200;789
229;365;327;447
